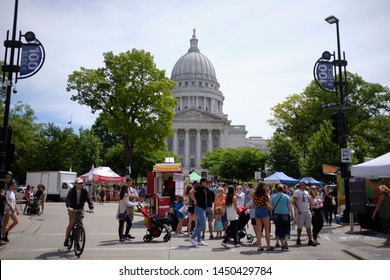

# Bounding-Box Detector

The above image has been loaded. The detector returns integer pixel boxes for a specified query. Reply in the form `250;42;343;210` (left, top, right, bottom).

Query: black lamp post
1;0;45;177
325;15;351;223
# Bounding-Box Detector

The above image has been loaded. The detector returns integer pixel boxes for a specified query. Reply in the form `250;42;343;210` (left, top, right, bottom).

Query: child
174;196;186;235
213;207;224;239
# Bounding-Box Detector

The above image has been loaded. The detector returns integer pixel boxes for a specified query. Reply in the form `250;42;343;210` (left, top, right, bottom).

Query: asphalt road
0;202;388;260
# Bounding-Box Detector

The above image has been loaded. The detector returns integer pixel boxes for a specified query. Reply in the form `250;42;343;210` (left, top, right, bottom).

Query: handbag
118;209;127;220
331;197;336;206
179;204;188;215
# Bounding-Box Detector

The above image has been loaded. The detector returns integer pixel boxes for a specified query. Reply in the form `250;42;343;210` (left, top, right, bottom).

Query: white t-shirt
293;188;311;213
226;204;238;221
236;192;245;206
5;190;15;211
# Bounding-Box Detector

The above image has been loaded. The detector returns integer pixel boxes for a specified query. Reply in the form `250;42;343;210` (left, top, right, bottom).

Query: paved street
0;202;389;260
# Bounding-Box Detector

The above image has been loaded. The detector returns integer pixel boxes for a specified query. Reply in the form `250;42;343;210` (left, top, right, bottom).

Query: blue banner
20;44;43;77
316;62;334;91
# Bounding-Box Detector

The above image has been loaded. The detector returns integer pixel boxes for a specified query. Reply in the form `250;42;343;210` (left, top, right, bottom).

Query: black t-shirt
194;186;207;209
206;188;215;208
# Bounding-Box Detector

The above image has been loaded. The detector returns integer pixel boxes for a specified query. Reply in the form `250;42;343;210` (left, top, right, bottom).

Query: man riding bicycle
63;178;94;247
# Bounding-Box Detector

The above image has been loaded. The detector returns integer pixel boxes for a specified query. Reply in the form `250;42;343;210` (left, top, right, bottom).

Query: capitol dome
171;31;219;87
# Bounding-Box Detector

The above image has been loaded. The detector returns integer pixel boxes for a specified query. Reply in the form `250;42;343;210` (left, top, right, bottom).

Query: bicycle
66;209;91;257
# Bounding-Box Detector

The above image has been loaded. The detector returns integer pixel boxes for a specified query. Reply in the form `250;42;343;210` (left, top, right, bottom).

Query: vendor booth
80;166;125;184
299;177;326;186
147;160;184;217
264;172;300;185
350;152;390;231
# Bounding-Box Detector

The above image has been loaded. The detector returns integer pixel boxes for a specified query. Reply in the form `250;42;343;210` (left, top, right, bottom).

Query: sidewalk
5;210;390;260
326;222;390;260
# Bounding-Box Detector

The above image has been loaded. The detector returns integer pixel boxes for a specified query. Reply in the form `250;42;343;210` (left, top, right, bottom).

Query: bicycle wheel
74;223;86;257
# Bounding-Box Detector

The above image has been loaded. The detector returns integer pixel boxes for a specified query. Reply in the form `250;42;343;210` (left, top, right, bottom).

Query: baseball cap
75;177;83;184
6;171;13;175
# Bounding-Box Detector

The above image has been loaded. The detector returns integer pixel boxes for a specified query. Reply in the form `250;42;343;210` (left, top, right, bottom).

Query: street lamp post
1;0;45;177
325;15;351;226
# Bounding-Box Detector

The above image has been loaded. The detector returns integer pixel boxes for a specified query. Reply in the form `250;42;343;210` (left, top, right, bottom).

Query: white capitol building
167;31;268;174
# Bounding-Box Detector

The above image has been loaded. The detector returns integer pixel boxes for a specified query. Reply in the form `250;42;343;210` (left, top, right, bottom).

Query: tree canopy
67;49;177;170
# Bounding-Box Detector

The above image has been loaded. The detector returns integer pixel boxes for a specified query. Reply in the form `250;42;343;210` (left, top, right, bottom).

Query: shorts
206;207;213;222
255;207;269;219
296;212;312;229
68;209;84;221
187;206;195;214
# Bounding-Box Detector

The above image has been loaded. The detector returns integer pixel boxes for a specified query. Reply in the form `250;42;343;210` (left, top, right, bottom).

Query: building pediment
174;108;227;122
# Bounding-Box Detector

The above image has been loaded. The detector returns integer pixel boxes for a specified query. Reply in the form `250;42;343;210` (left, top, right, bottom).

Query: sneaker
209;235;214;240
189;238;198;247
198;240;208;246
308;240;317;247
314;240;320;245
0;240;7;246
234;244;241;248
296;239;301;245
275;243;281;248
63;239;69;247
125;234;135;239
221;242;229;248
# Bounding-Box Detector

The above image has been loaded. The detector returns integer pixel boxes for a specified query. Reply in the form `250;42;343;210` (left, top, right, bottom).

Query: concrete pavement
2;203;389;260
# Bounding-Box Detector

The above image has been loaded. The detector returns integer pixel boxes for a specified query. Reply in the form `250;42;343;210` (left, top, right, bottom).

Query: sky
1;0;389;139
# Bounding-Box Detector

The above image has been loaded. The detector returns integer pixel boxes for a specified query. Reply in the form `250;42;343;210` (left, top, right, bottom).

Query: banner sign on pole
20;44;44;77
316;62;334;91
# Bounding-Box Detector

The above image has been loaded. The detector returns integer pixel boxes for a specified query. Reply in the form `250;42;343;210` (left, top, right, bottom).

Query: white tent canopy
80;166;125;183
351;152;390;178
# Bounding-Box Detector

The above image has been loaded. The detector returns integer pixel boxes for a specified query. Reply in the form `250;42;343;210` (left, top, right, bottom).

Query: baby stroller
26;197;41;216
137;205;171;242
224;205;254;243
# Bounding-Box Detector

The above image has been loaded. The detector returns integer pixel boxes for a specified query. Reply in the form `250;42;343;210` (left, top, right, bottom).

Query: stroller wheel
247;234;254;243
163;234;170;242
143;235;152;242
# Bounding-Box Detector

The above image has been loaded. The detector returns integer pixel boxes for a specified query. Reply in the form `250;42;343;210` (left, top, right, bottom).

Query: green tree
301;121;339;181
72;128;103;175
268;73;390;163
67;49;177;172
31;123;77;172
8;102;42;182
201;147;267;182
268;133;301;178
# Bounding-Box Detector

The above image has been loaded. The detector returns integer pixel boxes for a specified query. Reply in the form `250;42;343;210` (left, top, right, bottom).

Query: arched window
167;138;173;152
201;136;207;153
213;136;219;148
178;136;184;154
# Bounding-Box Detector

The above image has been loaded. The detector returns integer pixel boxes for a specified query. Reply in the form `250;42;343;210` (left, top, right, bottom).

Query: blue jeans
192;206;206;242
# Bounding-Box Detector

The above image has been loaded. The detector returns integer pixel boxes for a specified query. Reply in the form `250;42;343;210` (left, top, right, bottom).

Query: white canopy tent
351;152;390;178
80;166;125;183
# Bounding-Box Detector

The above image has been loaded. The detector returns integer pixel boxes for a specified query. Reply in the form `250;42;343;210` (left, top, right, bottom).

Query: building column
185;129;190;168
173;129;178;155
180;97;183;110
219;128;224;148
208;129;213;152
196;129;201;168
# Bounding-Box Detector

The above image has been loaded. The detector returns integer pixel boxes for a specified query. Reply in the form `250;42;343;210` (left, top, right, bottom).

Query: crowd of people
176;178;346;251
0;171;47;246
